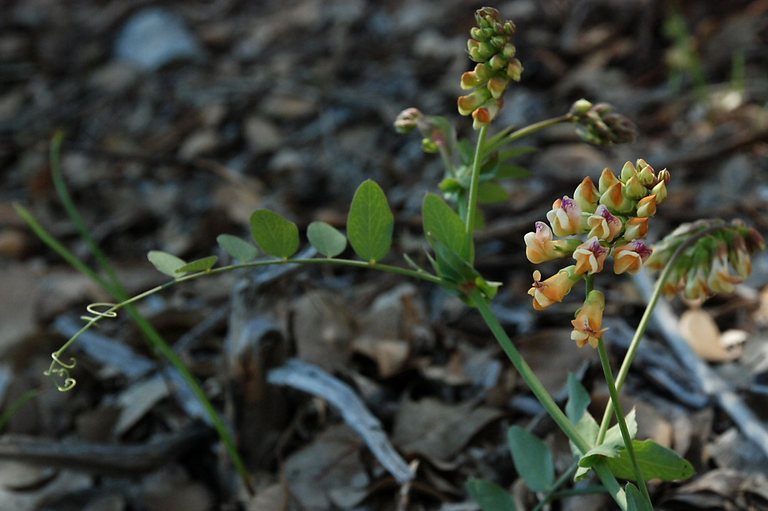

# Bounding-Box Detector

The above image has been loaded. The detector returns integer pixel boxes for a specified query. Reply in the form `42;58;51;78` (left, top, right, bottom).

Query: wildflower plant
18;6;765;510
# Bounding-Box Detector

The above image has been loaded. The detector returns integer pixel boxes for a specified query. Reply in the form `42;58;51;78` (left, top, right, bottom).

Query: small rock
260;93;317;120
244;116;282;154
178;129;220;160
89;62;140;94
114;8;203;70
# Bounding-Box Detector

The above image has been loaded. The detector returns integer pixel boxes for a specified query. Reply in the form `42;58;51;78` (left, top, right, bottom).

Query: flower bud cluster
568;99;637;145
525;161;670;347
393;107;453;154
646;219;764;300
458;7;522;129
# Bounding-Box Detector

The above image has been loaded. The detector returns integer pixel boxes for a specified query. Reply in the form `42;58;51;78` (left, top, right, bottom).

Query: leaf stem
485;114;572;154
471;292;627;510
597;337;651;504
595;221;728;444
464;125;488;255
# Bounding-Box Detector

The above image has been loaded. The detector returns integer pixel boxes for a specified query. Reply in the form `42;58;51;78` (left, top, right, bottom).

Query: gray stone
114;8;203;70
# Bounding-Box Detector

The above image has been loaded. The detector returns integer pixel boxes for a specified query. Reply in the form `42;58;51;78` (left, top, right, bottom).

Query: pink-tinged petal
573;237;608;275
587;205;622;241
546;196;585;236
613;240;652;274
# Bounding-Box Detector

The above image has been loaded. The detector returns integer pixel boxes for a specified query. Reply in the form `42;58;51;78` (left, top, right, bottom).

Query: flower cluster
568;99;637;146
525;160;670;346
646;219;764;300
458;7;522;129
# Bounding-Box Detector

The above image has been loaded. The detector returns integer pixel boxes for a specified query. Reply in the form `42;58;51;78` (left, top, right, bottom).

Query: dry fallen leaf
679;308;742;362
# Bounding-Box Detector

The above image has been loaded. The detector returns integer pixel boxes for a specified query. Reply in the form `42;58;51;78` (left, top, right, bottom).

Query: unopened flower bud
613;240;653;274
651;180;668;204
487;77;509;99
569;98;593;116
637;163;655;186
502;43;516;59
623;174;647;200
571;290;607;348
620;161;638;183
472;99;502;129
421;138;439;153
460;71;481;90
599;168;621;194
506;59;523;81
574;176;599;213
623;217;649;240
458;89;491;116
599;182;635;214
636;195;657;218
394;108;424;134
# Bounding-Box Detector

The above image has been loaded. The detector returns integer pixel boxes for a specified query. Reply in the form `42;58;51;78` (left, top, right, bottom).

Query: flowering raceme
524;160;671;347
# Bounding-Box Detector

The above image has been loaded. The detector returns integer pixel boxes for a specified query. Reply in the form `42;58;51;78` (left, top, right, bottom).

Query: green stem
485;114;572;154
471;292;627;510
532;461;579;511
595;221;727;444
597;338;651;505
464;125;488;254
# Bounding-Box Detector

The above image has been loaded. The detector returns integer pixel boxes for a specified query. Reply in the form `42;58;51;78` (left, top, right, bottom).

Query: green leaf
579;409;637;468
147;250;187;278
346;180;393;262
566;373;591;423
176;255;218;274
477;182;508;204
626;483;653;511
607;439;695;482
250;209;300;258
217;234;258;262
422;193;470;260
507;426;555;492
466;478;516;511
307;221;347;258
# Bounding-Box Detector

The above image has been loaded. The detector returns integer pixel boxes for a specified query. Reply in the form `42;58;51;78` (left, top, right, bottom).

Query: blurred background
1;0;768;509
